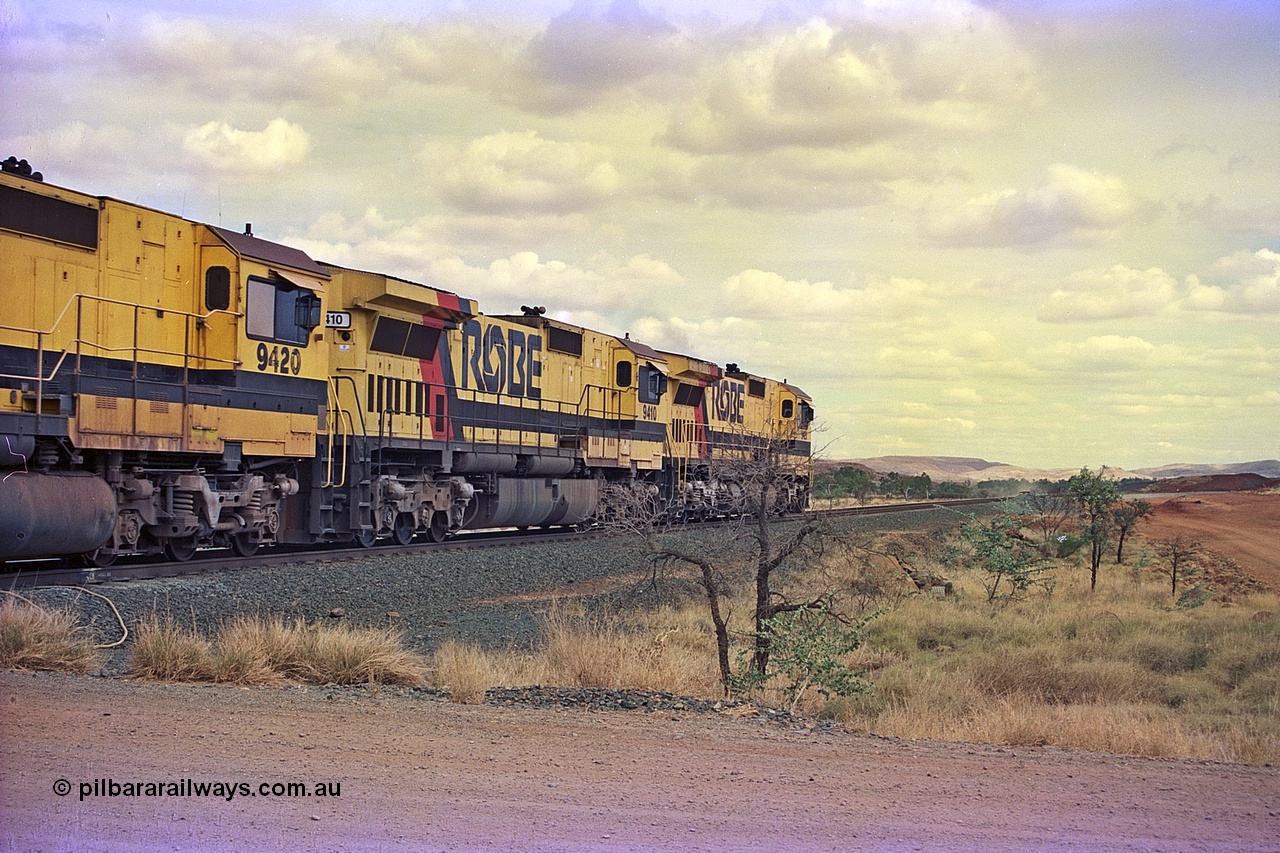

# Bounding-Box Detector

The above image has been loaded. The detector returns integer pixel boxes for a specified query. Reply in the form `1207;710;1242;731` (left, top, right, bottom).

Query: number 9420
256;343;302;375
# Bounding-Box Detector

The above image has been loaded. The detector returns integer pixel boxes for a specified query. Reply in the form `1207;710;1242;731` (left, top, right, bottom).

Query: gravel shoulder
4;670;1277;853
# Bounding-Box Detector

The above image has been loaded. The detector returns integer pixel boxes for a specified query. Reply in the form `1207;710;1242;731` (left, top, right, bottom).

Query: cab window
638;364;667;405
782;399;794;419
205;266;231;311
245;275;320;345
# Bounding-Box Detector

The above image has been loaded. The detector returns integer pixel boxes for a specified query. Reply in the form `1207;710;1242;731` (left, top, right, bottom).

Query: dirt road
3;672;1276;852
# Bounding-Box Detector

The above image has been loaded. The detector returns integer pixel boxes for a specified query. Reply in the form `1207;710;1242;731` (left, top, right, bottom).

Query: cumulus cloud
2;121;140;175
628;315;764;364
441;131;621;215
182;118;310;173
1181;248;1280;314
129;15;232;74
1039;265;1180;322
921;164;1140;247
663;9;1031;154
1049;335;1157;374
674;145;936;211
719;270;939;320
428;250;683;318
518;0;693;112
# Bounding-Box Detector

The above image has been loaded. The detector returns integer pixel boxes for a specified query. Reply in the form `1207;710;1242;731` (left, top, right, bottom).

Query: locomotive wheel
392;513;416;546
355;527;378;548
426;511;449;543
231;532;259;558
164;536;198;562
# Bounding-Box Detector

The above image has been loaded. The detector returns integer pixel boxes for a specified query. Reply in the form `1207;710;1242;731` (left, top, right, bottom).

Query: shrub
129;615;427;686
0;597;101;673
130;616;214;681
432;640;495;704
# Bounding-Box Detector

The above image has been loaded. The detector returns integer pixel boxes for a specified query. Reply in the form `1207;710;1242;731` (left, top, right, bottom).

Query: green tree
1067;467;1123;591
906;473;933;500
959;512;1052;604
731;602;874;714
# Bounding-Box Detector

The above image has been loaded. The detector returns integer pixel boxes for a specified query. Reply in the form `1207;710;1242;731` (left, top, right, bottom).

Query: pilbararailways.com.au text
54;778;342;802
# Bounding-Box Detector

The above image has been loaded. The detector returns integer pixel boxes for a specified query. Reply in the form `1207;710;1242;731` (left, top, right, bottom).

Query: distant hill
838;456;1280;485
1132;460;1280;479
1135;473;1279;493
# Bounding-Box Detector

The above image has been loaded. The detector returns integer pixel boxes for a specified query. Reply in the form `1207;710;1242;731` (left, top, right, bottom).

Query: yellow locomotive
0;164;812;565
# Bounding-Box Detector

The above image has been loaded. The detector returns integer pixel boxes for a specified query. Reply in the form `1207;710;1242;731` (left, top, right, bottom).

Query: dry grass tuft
130;616;214;681
538;605;721;695
432;640;497;704
0;597;101;673
129;615;427;686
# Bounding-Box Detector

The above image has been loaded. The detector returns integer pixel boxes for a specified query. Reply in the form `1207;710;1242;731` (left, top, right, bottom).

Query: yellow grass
455;534;1280;764
0;597;101;673
130;615;427;686
432;639;497;704
834;572;1280;763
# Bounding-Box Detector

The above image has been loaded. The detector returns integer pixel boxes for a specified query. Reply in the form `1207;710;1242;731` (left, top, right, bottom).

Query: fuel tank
0;473;117;560
462;477;598;529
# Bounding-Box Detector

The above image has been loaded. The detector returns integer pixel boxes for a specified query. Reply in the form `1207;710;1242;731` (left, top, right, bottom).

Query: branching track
1;498;1000;590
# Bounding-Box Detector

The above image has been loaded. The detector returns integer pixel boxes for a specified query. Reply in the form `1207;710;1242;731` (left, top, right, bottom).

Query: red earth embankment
1140;491;1280;591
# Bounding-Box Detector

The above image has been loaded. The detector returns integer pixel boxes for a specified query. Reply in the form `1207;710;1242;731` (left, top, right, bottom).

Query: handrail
324;374;368;487
2;292;242;432
322;380;350;488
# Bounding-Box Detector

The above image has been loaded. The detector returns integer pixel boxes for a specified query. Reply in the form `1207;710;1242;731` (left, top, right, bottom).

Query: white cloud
921;164;1140;247
182;118;310;173
1048;335;1158;374
1039;265;1180;322
441;131;621;215
664;8;1031;154
1181;248;1280;314
719;270;940;320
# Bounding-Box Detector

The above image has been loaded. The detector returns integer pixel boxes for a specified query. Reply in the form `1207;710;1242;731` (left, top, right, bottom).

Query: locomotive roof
619;336;666;364
211;226;330;281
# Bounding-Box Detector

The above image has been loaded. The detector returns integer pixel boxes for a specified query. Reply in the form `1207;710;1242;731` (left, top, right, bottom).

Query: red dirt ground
3;671;1277;852
1139;491;1280;591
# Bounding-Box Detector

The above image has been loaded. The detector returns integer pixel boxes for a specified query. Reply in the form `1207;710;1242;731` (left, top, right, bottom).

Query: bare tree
604;431;830;692
604;482;736;689
1111;499;1153;564
1154;534;1201;597
1021;491;1075;554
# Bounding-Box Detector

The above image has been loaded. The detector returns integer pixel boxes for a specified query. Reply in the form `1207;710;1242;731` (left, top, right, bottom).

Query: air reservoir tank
0;473;117;560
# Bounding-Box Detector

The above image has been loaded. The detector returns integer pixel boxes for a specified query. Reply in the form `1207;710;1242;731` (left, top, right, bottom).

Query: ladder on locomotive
319;375;369;536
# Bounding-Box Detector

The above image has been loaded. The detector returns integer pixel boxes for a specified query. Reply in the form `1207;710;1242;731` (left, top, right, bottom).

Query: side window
205;266;230;311
638;365;667;405
245;275;320;346
782;399;794;419
615;360;633;389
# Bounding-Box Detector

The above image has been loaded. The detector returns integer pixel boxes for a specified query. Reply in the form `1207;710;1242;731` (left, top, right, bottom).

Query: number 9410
256;343;301;375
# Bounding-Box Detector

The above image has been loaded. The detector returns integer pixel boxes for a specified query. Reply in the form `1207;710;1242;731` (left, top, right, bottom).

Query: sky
2;0;1277;469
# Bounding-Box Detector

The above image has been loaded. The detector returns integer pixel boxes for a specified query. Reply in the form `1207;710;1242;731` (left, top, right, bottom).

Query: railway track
1;497;1001;590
